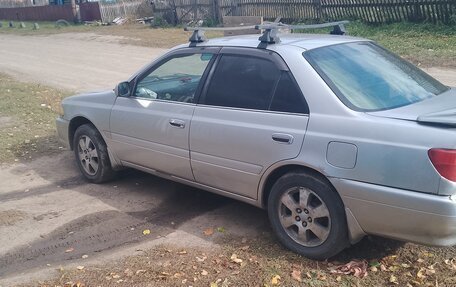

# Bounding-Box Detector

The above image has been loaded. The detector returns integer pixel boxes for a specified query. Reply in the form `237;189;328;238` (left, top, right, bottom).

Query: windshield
304;42;449;111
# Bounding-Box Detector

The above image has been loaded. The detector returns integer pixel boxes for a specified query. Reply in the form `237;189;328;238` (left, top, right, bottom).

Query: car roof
175;33;370;51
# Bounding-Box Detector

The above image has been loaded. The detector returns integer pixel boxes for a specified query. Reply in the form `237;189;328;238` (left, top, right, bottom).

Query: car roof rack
184;20;349;48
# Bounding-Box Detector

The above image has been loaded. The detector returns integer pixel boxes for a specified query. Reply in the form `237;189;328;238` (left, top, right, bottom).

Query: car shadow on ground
1;150;404;277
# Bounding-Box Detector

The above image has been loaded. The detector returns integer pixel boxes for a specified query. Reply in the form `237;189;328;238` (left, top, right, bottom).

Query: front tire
73;124;115;183
268;171;348;260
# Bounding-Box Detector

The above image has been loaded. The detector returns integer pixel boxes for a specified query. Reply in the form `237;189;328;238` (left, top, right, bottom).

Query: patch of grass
0;74;71;163
30;233;456;287
0;20;95;36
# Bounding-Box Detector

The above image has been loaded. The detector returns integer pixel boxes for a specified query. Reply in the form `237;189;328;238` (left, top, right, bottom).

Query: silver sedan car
56;28;456;260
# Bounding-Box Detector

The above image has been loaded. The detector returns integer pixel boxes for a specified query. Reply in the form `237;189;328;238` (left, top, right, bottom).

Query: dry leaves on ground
329;260;368;278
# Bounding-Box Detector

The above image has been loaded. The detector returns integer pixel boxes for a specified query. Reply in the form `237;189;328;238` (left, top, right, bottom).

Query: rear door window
202;54;281;110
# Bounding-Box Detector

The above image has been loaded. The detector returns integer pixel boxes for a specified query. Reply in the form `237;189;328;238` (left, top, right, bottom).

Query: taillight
428;149;456;182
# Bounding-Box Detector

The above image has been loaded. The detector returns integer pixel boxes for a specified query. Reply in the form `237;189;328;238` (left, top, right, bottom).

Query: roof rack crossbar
255;20;349;46
184;25;257;44
184;20;349;47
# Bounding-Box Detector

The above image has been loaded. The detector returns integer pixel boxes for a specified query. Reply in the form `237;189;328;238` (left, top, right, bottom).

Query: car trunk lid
368;88;456;126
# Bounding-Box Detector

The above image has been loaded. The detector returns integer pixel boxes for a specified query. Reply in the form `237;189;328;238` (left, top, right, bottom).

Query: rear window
304;42;449;111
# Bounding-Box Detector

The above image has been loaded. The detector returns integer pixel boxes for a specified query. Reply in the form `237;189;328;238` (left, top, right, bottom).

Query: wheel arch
68;116;96;150
259;163;337;207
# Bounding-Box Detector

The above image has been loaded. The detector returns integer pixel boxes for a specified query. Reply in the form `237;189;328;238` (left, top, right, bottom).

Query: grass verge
0;74;71;163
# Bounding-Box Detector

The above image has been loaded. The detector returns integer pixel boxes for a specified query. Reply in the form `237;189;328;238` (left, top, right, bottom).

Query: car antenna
184;20;349;48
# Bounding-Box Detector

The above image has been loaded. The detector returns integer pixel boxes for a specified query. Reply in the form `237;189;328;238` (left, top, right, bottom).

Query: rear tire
268;171;348;260
73;124;115;183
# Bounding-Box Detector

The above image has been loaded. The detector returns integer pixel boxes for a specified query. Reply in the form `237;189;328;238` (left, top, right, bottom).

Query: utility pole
70;0;77;23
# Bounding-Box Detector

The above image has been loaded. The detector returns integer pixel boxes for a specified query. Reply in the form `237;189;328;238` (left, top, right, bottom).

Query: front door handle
169;119;185;128
272;133;294;144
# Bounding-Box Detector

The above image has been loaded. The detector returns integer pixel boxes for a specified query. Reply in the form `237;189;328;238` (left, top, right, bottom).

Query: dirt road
0;33;166;92
0;33;455;286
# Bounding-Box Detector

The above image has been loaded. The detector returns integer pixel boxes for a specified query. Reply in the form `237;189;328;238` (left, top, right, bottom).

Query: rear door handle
169;119;185;128
272;133;294;144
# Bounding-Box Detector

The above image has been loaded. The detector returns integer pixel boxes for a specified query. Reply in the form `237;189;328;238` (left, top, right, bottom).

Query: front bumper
331;178;456;246
56;116;70;149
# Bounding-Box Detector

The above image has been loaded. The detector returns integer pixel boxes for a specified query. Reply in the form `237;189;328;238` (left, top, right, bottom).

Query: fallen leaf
317;273;327;281
425;266;436;276
76;266;84;270
329;260;368;278
216;227;226;233
444;258;456;270
201;269;208;276
417;268;426;280
401;263;410;268
271;274;281;285
388;265;399;272
291;269;302;282
230;254;243;264
210;283;218;287
196;256;207;262
417;258;425;263
336;275;342;282
306;272;312;279
370;266;378;272
203;228;214;236
142;229;151;235
390;275;398;284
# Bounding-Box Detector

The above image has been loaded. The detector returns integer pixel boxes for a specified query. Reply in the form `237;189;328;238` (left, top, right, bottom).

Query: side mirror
115;81;131;97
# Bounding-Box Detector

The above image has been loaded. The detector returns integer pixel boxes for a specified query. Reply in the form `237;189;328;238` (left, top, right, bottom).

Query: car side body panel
61;90;116;143
109;98;196;180
190;106;309;199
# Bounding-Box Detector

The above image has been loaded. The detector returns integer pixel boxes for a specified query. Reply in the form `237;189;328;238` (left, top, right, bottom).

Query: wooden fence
154;0;456;24
98;0;150;22
0;4;74;21
0;0;48;8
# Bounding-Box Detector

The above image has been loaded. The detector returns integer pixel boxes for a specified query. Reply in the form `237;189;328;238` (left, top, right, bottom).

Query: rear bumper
56;116;70;149
331;178;456;246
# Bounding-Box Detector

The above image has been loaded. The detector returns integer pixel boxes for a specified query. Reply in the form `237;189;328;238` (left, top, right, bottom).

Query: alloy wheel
278;187;331;247
77;135;99;176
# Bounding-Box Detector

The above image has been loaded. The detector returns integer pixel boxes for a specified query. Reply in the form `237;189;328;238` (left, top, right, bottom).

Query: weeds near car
0;74;70;163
